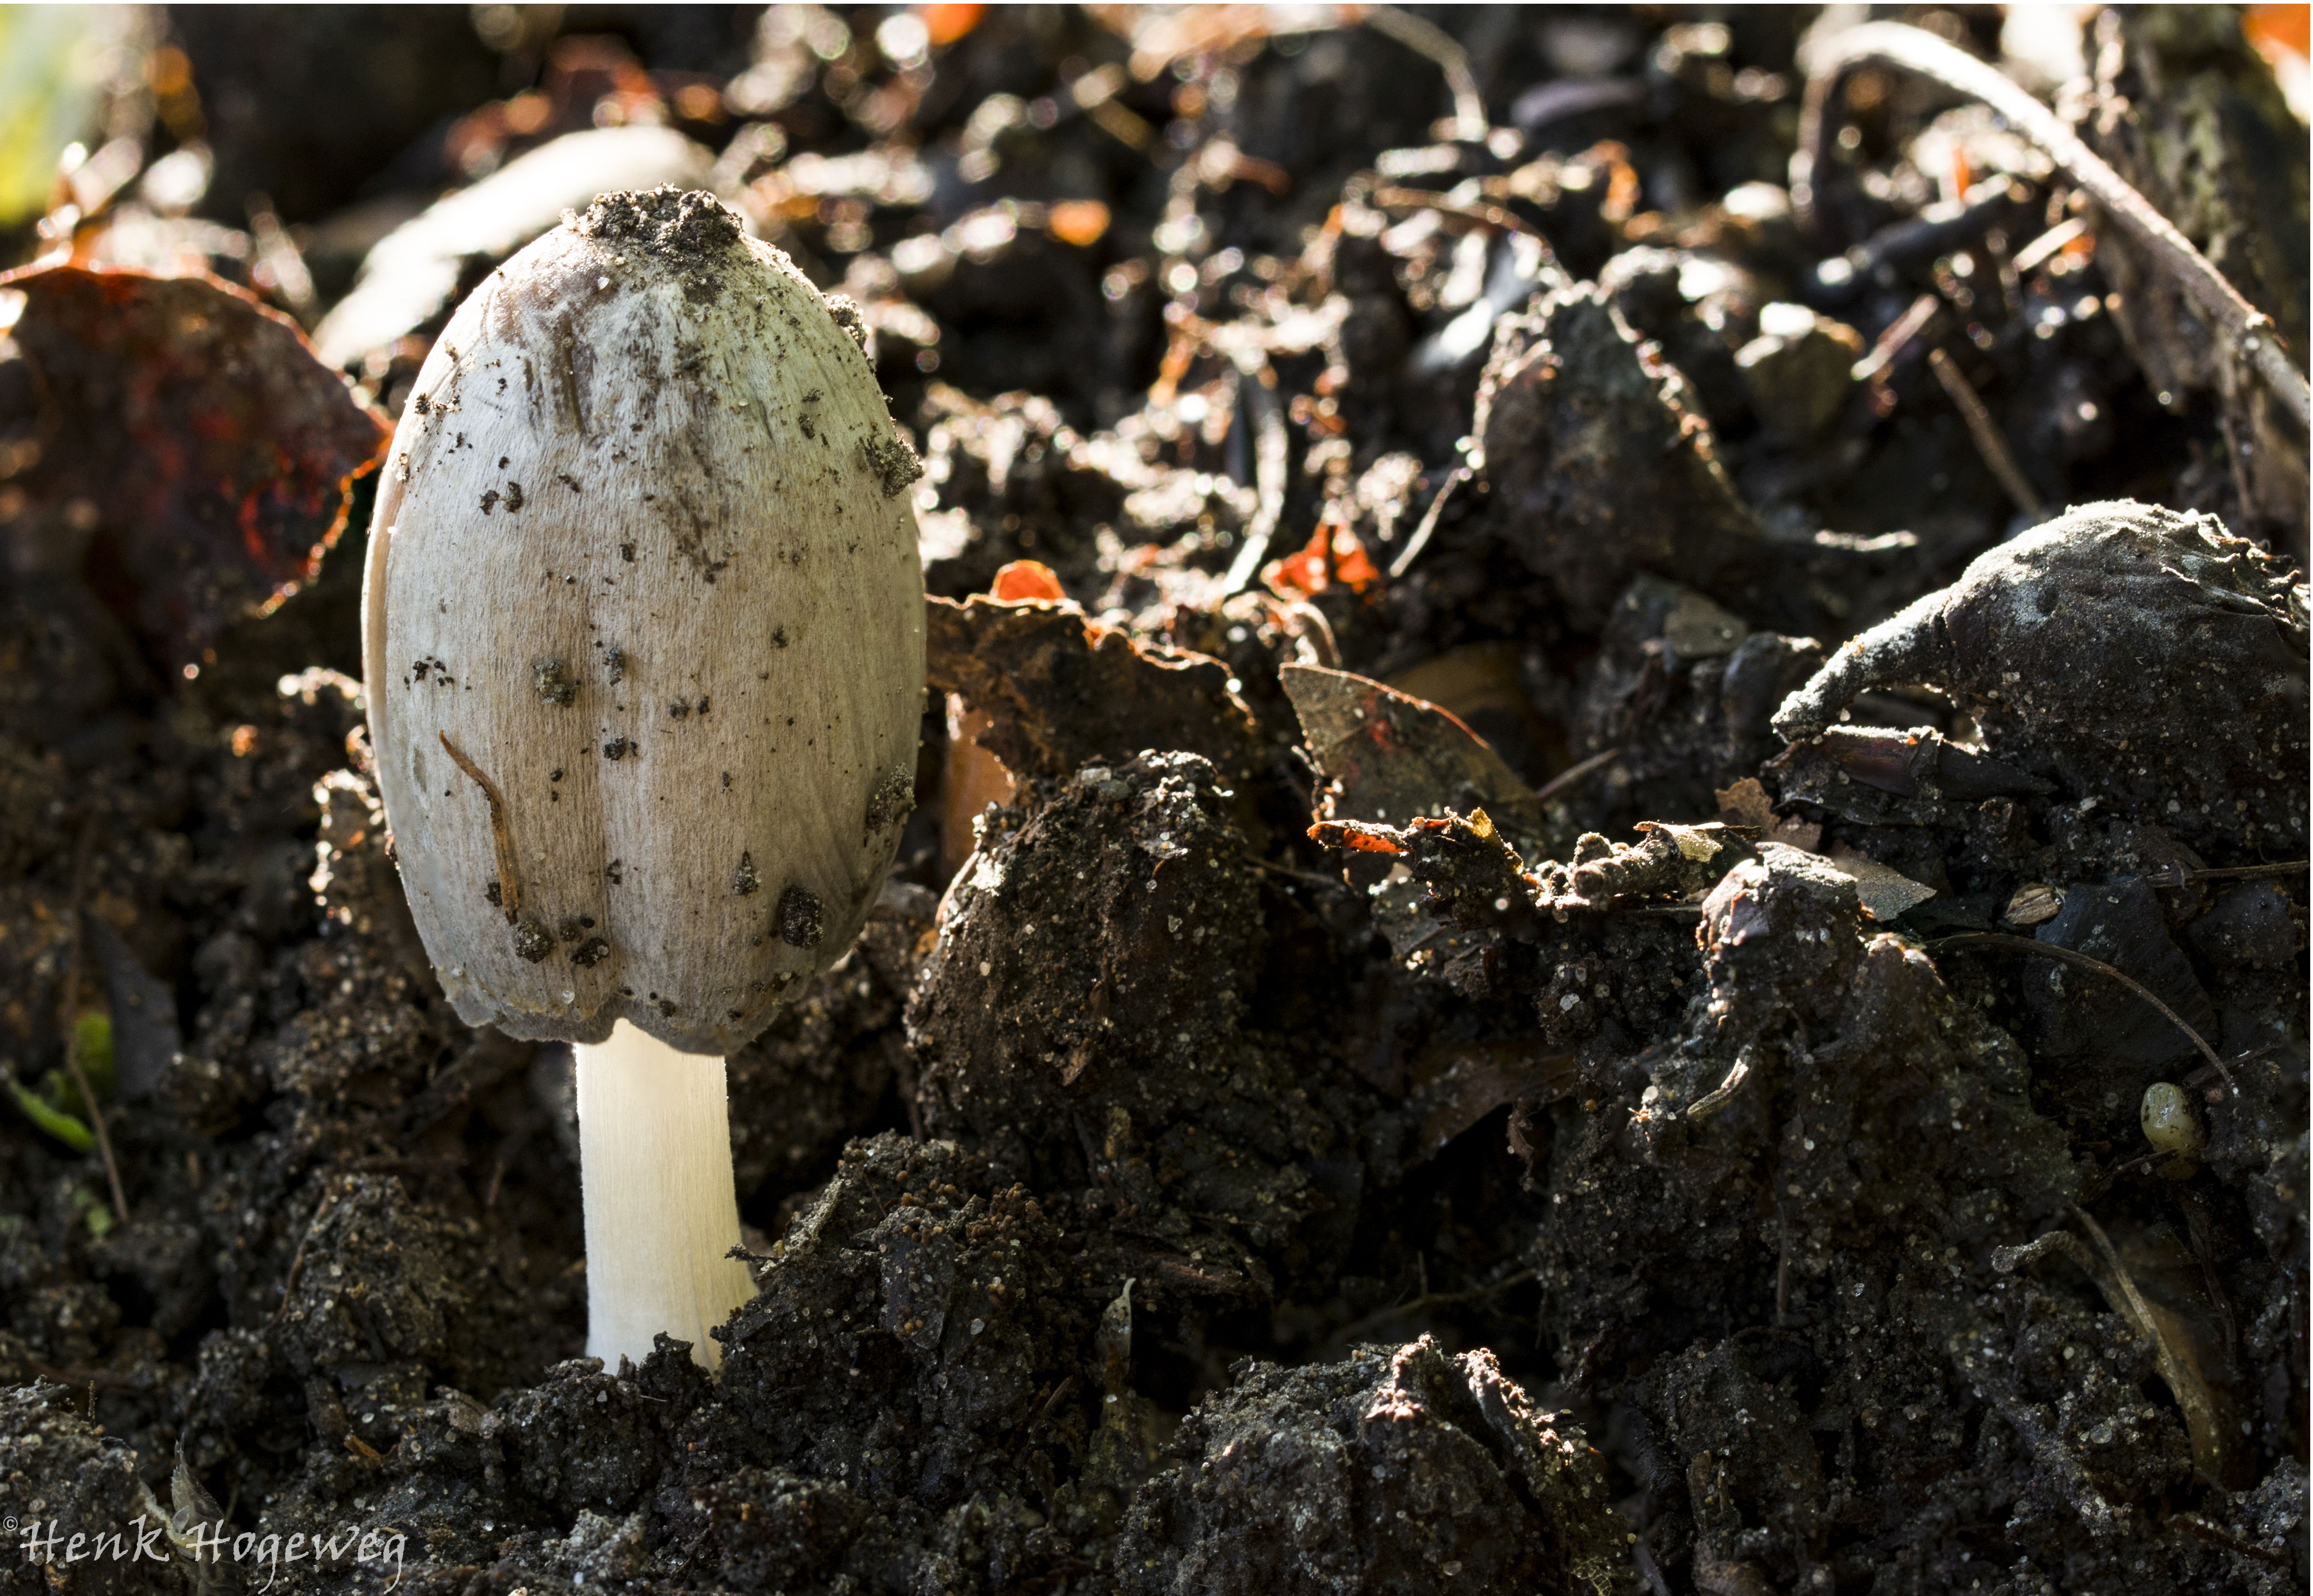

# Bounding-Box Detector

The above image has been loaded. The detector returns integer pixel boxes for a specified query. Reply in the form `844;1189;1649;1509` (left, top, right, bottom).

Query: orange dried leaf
1267;523;1379;597
1309;821;1404;855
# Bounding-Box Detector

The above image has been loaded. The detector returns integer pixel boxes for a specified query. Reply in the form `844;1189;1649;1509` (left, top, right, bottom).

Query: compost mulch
0;8;2305;1594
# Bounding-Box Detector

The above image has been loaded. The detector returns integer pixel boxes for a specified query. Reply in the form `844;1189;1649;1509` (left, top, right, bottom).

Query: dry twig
1930;931;2233;1091
1533;745;1622;804
1851;292;1941;385
2148;859;2308;887
1357;7;1487;140
2170;1513;2291;1568
1795;21;2310;429
1928;348;2045;517
1220;351;1290;594
1385;463;1471;579
1371;187;1552;246
2010;217;2090;276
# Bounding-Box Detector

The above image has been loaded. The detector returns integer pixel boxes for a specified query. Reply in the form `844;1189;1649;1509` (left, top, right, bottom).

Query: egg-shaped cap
361;187;925;1054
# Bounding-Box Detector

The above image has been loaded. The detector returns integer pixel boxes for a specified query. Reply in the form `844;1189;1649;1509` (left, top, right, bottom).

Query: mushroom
360;188;925;1368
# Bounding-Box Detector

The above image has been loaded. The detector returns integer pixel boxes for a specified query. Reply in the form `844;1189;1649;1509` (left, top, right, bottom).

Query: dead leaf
1281;664;1555;863
1714;776;1777;831
927;594;1263;783
2114;1222;2254;1489
1715;774;1823;851
1644;820;1725;863
0;264;390;670
1266;522;1379;597
2003;1214;2255;1491
1824;845;1937;920
1408;1039;1576;1158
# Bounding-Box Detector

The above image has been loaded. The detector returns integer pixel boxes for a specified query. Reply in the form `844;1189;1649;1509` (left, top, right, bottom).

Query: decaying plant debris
0;8;2306;1595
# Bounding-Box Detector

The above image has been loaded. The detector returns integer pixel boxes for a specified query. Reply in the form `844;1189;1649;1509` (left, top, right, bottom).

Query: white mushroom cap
362;188;924;1054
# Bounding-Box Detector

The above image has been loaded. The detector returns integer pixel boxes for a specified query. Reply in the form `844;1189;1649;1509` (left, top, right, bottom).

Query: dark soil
1;8;2306;1596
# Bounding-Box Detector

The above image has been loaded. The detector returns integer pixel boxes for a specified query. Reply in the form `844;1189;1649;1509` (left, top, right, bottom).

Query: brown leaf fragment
1823;845;1938;921
1714;775;1821;851
926;593;1262;782
2112;1220;2255;1490
0;264;391;669
1408;1039;1576;1159
1714;777;1775;831
1281;663;1555;864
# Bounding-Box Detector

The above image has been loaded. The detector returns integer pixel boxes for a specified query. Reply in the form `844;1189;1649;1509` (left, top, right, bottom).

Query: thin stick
1371;187;1553;247
1221;355;1289;594
1795;21;2309;429
2069;1203;2162;1340
1930;932;2233;1091
1851;292;1940;384
2169;1513;2291;1568
1685;1053;1754;1121
2182;1043;2288;1099
2146;859;2307;887
58;818;130;1225
1533;745;1621;804
1244;854;1350;891
1359;7;1487;140
2010;217;2089;276
1386;464;1471;579
1928;348;2044;516
1815;178;2032;300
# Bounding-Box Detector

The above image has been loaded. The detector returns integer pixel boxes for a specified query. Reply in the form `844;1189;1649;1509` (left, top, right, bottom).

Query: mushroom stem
574;1020;756;1370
